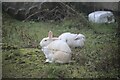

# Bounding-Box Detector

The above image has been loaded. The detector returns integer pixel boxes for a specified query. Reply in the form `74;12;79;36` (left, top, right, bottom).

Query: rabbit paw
45;59;53;63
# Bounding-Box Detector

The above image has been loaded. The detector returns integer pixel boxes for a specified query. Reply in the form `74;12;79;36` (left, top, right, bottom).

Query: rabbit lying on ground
58;32;85;48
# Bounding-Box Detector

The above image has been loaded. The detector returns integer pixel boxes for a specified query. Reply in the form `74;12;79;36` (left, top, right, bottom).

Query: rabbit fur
58;32;85;48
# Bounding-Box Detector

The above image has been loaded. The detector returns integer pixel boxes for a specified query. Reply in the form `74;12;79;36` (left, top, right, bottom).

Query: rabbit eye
66;39;68;42
44;40;47;41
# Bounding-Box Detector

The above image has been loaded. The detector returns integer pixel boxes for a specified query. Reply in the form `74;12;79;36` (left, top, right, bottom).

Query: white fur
42;40;72;63
58;32;85;48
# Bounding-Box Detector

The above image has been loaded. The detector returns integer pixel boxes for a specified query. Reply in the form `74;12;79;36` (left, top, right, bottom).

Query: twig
43;6;58;18
23;1;46;21
59;2;79;15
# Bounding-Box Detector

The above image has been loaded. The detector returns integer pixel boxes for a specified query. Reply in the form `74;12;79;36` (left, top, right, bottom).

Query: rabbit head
73;34;86;48
40;31;58;47
74;34;85;42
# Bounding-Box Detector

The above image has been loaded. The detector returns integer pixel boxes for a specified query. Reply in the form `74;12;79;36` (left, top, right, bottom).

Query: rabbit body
42;40;72;63
58;32;85;48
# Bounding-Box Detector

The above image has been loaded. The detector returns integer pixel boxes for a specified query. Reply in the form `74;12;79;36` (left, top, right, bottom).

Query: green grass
2;13;119;78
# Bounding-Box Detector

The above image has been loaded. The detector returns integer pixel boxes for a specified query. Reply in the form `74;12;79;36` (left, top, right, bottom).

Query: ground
2;13;119;78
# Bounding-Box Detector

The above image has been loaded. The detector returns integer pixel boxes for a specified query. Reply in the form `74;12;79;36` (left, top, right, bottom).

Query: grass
2;13;119;78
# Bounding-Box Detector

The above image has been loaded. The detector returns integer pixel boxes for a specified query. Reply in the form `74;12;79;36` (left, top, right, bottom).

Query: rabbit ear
74;34;85;40
74;35;81;40
48;31;53;39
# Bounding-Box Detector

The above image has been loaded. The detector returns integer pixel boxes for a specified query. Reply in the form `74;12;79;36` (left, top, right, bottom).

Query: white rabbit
42;40;72;63
58;32;85;48
40;31;72;63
